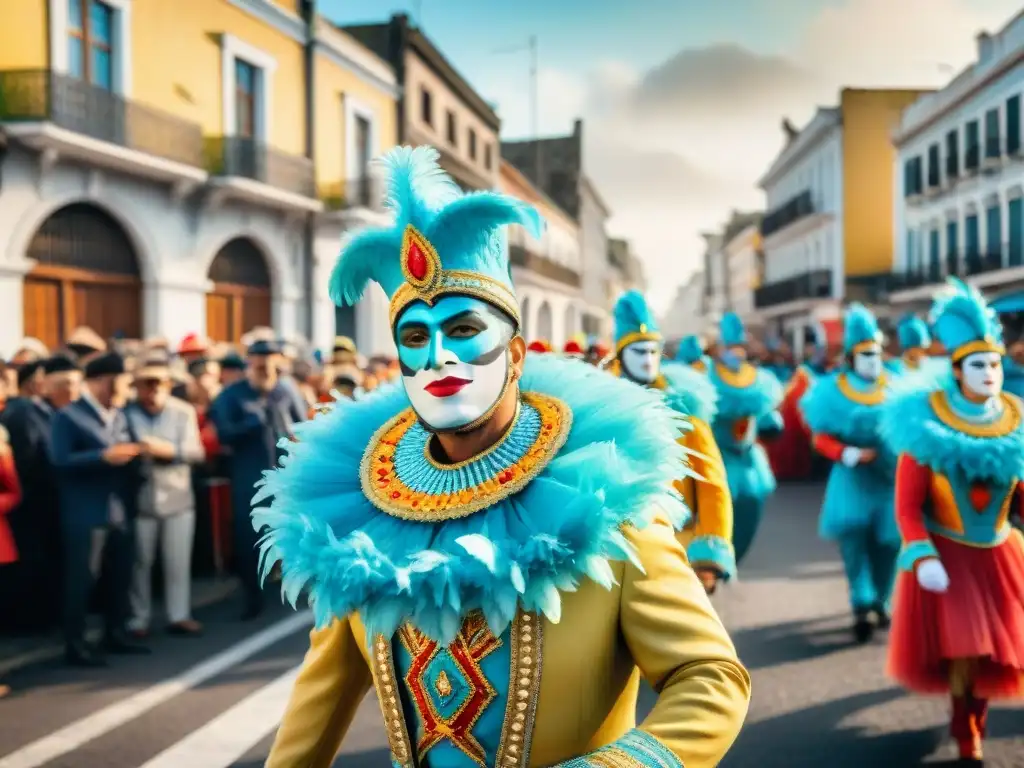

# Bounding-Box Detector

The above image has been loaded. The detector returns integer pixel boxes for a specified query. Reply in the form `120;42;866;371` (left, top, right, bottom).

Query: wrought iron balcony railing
760;190;814;238
753;269;832;308
508;244;581;288
321;176;386;212
204;136;315;199
0;68;203;167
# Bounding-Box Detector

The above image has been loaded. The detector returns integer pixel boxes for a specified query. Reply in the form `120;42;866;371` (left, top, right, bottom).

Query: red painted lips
424;376;472;397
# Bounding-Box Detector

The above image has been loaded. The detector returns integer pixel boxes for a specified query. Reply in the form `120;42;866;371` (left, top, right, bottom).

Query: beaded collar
362;392;572;521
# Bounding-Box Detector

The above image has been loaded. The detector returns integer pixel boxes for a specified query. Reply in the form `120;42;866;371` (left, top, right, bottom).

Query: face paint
961;351;1003;399
395;295;516;431
621;340;662;384
852;344;882;382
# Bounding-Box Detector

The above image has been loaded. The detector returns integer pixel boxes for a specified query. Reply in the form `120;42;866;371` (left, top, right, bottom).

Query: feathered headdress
719;312;746;348
896;314;931;351
842;303;882;355
329;146;544;329
929;278;1004;363
613;290;661;353
675;334;704;364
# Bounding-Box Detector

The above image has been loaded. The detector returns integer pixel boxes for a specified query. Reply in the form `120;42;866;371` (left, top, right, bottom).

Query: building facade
756;89;927;350
891;15;1024;315
723;220;763;327
502;119;613;336
700;231;727;334
344;13;499;192
0;0;399;356
498;159;583;346
660;270;705;341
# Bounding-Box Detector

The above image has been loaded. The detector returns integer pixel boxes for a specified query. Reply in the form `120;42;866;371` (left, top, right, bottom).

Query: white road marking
136;666;300;768
0;612;313;768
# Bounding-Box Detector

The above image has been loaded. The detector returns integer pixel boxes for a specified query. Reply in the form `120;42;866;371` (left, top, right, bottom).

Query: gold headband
615;326;662;355
389;226;521;328
951;337;1005;363
851;340;881;354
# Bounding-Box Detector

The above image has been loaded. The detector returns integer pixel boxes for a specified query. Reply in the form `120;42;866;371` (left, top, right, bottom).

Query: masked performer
675;335;708;373
259;148;750;768
883;279;1024;764
885;314;932;376
606;291;735;592
708;313;783;565
801;304;898;642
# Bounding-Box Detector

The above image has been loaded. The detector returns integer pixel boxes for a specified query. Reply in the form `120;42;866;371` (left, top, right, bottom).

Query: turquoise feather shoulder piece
800;371;883;446
660;362;717;422
709;363;783;420
252;355;693;645
879;362;1024;484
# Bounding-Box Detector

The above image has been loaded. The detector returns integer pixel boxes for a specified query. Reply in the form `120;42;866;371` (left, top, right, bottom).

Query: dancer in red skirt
880;278;1024;765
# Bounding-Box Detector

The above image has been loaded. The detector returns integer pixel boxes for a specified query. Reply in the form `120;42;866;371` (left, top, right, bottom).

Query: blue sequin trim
687;535;737;580
897;539;939;572
392;402;542;495
554;729;683;766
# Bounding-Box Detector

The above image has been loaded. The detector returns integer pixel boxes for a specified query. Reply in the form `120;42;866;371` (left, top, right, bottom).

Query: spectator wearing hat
64;326;107;364
218;351;246;388
331;335;357;366
50;351;149;666
1;360;46;421
209;338;305;620
124;355;205;637
0;354;81;631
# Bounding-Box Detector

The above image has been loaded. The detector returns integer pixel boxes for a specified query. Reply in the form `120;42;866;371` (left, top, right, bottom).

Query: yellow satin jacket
675;417;734;568
267;520;750;767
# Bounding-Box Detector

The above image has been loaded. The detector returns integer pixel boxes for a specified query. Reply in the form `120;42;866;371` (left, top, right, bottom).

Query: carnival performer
606;291;735;592
800;304;898;642
768;328;829;482
708;312;783;565
886;314;932;375
882;278;1024;764
259;147;750;768
675;334;709;372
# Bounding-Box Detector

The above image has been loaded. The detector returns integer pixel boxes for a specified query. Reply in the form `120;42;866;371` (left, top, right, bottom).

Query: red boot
951;693;986;762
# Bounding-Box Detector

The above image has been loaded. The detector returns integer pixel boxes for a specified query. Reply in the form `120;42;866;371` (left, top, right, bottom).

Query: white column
0;264;28;354
144;281;207;343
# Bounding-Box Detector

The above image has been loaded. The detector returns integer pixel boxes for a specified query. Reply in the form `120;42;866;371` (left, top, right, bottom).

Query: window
1010;197;1023;266
966;120;980;170
1008;95;1021;155
926;143;940;188
446;110;457;146
354;115;371;177
965;213;980;257
468;128;477;160
68;0;114;89
945;129;959;179
986;203;1002;259
234;59;258;138
420;87;433;127
484;143;492;171
928;228;940;280
904;156;923;197
905;230;918;275
985;108;1001;158
946;219;959;275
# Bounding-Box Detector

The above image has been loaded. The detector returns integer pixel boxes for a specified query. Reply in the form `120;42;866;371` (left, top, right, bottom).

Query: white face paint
852;344;883;382
621;340;661;384
960;351;1003;399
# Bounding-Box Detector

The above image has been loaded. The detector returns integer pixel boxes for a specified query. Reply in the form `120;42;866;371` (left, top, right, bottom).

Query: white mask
960;351;1003;400
621;340;662;384
396;297;515;432
852;345;883;382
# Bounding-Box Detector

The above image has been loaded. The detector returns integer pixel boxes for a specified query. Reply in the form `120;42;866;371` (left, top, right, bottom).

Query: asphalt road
0;482;1020;767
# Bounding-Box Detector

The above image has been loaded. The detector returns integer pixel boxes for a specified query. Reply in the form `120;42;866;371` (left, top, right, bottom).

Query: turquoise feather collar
253;355;692;645
800;371;885;446
658;362;718;423
709;362;783;420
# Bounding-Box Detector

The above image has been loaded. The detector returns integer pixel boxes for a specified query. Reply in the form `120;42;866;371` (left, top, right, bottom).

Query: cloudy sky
323;0;1022;310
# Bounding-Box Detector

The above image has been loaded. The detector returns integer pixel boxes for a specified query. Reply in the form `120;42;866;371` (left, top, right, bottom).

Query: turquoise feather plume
842;303;882;353
928;277;1003;355
251;355;693;645
613;290;660;344
897;313;931;350
719;312;746;347
328;146;543;308
675;335;703;364
661;362;718;423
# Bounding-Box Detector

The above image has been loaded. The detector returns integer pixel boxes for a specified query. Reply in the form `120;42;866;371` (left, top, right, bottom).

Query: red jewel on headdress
406;240;428;281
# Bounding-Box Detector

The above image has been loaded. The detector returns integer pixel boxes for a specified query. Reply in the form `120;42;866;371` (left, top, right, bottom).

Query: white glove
916;558;950;593
840;446;863;468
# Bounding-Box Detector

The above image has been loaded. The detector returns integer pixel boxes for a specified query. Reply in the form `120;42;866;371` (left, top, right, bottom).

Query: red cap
563;340;585;356
177;333;209;355
527;340;552;353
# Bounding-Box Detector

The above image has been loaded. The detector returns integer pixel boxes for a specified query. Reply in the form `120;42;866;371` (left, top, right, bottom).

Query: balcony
0;68;205;186
204;136;320;213
320;175;388;226
753;269;832;309
509;244;581;288
760;190;814;239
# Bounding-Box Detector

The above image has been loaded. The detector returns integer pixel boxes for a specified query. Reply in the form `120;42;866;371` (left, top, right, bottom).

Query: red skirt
764;399;812;481
887;531;1024;699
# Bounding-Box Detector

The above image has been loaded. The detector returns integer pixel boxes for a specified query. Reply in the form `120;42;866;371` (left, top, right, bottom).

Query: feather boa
879;361;1024;484
252;355;693;645
660;362;718;423
800;372;884;447
709;362;783;420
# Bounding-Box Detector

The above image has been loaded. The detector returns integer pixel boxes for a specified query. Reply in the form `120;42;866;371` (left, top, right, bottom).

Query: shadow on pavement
720;687;943;768
988;706;1024;739
730;616;859;672
332;747;392;766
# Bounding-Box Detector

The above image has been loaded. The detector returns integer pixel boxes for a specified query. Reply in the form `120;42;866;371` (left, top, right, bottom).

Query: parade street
0;483;1021;768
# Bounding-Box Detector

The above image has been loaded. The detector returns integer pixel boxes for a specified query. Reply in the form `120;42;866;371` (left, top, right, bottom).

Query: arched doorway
206;238;272;344
537;301;553;341
24;203;142;349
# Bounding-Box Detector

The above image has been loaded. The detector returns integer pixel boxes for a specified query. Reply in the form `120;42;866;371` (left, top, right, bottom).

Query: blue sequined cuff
687;535;737;580
554;729;684;766
897;539;939;572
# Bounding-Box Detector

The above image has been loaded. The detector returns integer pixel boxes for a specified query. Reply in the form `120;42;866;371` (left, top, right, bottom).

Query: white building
661;270;706;340
891;16;1024;313
755;109;844;349
700;231;727;336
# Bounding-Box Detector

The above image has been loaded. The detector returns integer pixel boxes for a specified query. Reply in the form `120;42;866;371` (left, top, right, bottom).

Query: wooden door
23;276;63;350
240;291;271;332
72;280;141;340
205;292;233;343
206;284;271;344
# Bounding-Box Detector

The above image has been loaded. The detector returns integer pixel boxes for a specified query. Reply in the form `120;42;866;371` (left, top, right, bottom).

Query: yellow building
753;88;930;349
0;0;398;355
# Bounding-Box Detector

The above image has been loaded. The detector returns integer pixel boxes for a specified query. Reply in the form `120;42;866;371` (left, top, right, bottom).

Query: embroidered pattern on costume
361;392;572;521
399;611;503;765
